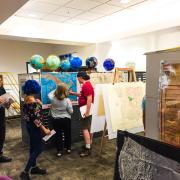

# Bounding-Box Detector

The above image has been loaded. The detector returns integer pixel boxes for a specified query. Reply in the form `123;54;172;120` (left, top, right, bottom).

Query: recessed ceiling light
121;0;131;4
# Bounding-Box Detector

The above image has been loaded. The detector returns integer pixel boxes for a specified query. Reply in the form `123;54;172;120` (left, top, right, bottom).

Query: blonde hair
24;95;35;104
54;83;68;100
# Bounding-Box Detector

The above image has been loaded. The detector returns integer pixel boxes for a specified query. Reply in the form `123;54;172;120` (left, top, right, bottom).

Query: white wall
94;27;180;72
0;26;180;76
0;39;55;74
53;44;96;66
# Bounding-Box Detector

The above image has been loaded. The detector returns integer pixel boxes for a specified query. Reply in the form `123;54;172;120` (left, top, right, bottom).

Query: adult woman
48;83;73;157
69;71;94;157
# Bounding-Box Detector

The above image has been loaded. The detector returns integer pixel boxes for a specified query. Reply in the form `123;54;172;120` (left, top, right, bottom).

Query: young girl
48;83;73;157
20;80;50;180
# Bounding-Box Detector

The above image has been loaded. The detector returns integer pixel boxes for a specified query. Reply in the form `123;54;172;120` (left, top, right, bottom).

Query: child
48;83;73;157
20;80;50;180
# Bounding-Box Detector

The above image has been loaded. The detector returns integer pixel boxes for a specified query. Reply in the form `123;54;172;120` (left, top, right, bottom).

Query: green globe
46;55;60;71
30;55;45;70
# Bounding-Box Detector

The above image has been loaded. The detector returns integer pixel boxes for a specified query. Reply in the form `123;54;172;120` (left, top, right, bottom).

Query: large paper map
91;82;145;139
89;72;121;87
41;72;77;104
103;82;145;138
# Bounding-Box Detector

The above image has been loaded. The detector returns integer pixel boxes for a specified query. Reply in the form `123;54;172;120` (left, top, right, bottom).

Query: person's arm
84;95;92;117
68;89;80;97
36;99;42;106
48;90;55;100
34;119;51;135
0;95;6;105
66;98;73;115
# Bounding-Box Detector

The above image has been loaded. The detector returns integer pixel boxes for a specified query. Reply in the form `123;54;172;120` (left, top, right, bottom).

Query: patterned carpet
0;118;116;180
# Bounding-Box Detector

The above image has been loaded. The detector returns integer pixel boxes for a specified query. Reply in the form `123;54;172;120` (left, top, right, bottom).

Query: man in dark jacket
0;76;12;163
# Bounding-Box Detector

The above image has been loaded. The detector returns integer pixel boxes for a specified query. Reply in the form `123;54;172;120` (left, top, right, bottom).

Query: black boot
30;166;47;175
20;171;31;180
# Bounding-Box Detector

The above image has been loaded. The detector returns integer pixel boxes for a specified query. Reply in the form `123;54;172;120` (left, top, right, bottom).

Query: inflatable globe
103;58;115;71
70;56;82;70
30;55;45;70
61;59;71;71
46;55;60;71
86;56;98;68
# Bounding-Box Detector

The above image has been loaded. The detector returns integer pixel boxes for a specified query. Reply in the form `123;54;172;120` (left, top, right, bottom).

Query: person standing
20;80;50;180
48;83;73;157
69;71;94;157
141;96;146;130
0;76;12;163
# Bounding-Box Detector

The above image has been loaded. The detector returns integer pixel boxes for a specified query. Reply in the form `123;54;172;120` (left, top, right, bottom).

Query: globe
70;56;82;70
30;55;45;70
103;58;115;71
61;59;71;71
86;56;98;68
46;55;60;71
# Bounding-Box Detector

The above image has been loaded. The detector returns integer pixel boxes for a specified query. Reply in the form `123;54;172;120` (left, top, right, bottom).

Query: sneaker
20;171;31;180
79;147;91;157
30;166;47;175
57;151;63;157
0;155;12;163
66;149;71;154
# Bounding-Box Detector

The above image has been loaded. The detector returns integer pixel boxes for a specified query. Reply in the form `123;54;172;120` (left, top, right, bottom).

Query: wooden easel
99;67;137;156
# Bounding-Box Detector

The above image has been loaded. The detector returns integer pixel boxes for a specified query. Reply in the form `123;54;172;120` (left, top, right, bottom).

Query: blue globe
70;56;82;70
61;59;71;70
86;57;98;68
103;58;115;71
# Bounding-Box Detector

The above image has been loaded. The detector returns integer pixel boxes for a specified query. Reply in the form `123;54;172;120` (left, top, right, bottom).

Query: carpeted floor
0;118;116;180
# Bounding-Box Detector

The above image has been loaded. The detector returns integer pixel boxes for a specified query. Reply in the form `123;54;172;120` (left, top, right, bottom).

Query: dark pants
24;123;42;172
0;107;5;155
52;117;71;151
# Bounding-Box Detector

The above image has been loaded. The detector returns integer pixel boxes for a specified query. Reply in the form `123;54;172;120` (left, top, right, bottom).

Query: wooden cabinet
160;64;180;147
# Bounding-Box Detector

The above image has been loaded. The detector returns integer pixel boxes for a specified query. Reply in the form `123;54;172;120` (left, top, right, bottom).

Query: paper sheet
0;93;14;108
42;129;56;141
80;103;94;117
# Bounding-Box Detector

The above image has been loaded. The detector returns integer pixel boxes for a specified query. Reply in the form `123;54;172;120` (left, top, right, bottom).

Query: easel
99;67;137;155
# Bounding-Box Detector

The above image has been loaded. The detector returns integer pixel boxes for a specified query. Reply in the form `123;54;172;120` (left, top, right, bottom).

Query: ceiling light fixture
121;0;131;4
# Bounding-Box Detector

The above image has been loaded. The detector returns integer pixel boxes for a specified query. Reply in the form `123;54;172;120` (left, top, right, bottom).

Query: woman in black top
0;76;12;163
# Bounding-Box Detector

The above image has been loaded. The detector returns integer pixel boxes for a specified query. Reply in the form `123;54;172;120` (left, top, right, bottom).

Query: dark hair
77;71;90;80
22;80;41;95
54;83;68;100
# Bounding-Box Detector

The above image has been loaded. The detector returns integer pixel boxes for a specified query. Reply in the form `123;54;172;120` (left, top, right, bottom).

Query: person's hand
0;96;6;104
83;112;90;118
36;99;42;105
45;128;51;135
68;89;73;95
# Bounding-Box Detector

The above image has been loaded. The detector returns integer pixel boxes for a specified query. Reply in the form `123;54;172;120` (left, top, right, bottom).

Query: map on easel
91;82;145;139
89;71;122;88
103;82;145;139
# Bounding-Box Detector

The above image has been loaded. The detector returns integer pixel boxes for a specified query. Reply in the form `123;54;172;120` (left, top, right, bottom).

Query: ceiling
14;0;146;25
0;0;180;44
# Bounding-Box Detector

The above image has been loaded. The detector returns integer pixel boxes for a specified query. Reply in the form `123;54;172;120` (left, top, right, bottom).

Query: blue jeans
24;123;42;172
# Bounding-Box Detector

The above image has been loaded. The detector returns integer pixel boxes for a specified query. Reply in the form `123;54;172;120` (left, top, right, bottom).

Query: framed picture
26;62;40;74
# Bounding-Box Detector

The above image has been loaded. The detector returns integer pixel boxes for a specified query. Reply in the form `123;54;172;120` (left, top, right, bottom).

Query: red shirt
78;81;94;107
